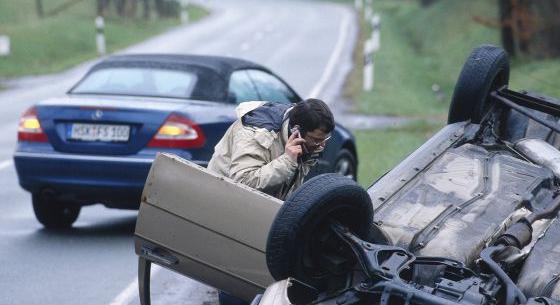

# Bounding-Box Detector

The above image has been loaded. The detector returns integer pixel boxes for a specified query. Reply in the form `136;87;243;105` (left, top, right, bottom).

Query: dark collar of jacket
241;102;291;132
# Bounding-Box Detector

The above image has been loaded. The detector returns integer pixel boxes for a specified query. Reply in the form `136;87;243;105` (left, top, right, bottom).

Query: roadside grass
335;0;560;186
0;1;208;78
344;0;560;117
355;120;444;186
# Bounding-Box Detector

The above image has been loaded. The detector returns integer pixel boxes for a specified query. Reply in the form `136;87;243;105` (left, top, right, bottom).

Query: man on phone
208;98;334;200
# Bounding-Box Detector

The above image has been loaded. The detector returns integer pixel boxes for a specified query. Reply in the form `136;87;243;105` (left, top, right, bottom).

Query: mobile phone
290;125;301;137
290;125;309;157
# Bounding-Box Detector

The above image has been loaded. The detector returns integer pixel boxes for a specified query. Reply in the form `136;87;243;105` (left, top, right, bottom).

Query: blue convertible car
14;54;357;229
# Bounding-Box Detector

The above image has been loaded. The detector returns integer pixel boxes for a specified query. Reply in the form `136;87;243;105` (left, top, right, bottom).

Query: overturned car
134;45;560;305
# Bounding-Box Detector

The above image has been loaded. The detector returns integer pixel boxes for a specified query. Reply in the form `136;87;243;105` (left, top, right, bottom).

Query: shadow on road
36;214;137;238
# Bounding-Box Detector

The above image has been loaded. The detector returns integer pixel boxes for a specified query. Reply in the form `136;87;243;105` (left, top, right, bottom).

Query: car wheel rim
336;158;354;179
301;204;363;280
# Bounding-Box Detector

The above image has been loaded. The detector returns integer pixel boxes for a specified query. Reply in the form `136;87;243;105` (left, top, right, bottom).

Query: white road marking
308;10;351;99
0;159;13;171
108;264;162;305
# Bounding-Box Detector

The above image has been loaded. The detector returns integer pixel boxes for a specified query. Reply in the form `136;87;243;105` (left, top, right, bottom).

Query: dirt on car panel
517;219;560;299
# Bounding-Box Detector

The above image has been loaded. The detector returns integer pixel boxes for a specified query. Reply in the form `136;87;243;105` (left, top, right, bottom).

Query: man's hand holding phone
286;127;306;163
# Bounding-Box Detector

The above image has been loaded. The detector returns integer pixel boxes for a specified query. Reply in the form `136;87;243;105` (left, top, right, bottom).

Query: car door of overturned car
134;153;282;302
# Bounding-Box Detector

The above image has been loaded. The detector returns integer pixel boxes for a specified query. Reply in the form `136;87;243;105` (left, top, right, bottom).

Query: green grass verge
329;1;560;187
355;121;443;186
0;1;208;78
345;0;560;117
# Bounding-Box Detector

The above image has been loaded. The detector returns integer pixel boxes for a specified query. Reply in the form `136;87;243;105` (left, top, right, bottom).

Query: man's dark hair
288;98;334;134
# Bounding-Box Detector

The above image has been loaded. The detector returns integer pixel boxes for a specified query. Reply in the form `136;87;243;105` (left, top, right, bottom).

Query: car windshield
71;67;200;99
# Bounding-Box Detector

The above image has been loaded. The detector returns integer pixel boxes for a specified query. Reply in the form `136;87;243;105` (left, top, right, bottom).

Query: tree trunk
97;0;108;17
115;0;126;17
499;0;515;56
142;0;150;19
36;0;44;17
419;0;438;7
154;0;165;18
126;0;137;18
500;0;560;58
526;0;560;58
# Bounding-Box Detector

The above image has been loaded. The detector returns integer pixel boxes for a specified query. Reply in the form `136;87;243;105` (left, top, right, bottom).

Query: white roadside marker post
0;35;10;56
363;13;380;92
363;39;374;92
180;0;189;24
95;16;106;56
364;0;372;20
371;14;381;52
354;0;363;10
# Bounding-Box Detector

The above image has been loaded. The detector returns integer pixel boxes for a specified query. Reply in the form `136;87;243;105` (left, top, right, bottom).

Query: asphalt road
0;1;357;304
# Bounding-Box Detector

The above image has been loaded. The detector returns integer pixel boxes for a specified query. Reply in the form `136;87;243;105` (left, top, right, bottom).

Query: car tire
334;149;357;181
266;173;373;286
32;193;81;229
218;291;248;305
447;45;510;124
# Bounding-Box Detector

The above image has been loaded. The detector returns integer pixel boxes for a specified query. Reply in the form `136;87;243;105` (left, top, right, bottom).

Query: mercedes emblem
92;109;103;120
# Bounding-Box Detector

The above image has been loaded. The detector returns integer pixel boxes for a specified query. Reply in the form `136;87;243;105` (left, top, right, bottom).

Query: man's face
303;128;331;153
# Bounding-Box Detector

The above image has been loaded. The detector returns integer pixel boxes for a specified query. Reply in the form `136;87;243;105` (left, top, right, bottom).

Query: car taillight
18;106;48;142
147;113;206;149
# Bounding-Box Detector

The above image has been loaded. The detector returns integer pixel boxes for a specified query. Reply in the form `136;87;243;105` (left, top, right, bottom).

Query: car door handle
140;246;179;266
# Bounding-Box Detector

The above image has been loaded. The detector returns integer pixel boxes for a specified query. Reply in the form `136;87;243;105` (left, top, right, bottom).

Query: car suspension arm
491;88;560;134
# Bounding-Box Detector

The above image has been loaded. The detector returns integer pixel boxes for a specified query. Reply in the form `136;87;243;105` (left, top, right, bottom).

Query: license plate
69;123;130;142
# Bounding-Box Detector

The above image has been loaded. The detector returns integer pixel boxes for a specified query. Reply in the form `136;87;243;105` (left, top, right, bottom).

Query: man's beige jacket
208;101;315;200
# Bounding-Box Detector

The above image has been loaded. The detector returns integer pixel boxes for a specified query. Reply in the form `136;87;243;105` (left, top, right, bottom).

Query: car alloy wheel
266;174;373;289
334;149;356;180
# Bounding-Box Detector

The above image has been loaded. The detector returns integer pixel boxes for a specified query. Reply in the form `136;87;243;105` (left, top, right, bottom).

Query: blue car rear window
71;67;200;100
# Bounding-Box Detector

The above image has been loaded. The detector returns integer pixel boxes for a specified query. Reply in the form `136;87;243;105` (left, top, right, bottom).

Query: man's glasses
305;134;331;146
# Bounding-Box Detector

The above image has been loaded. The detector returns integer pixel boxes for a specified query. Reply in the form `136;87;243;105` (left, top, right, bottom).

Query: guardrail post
0;35;10;57
370;14;381;52
363;39;374;92
363;11;381;92
180;0;189;24
95;16;106;56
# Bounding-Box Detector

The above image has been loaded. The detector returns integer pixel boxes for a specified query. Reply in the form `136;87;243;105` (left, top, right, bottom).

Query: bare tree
97;0;109;16
499;0;516;55
115;0;126;17
499;0;560;58
142;0;150;19
126;0;138;18
35;0;44;18
419;0;438;7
